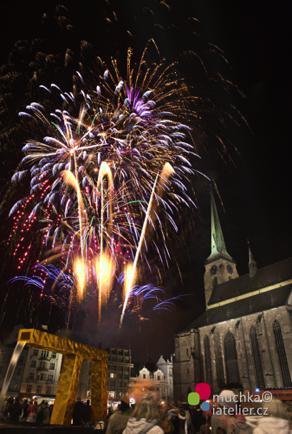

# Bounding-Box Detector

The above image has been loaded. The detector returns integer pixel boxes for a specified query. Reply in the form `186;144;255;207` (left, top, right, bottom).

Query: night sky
0;0;291;362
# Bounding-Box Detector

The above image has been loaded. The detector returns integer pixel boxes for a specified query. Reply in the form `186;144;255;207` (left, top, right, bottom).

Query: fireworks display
0;2;247;335
7;45;197;325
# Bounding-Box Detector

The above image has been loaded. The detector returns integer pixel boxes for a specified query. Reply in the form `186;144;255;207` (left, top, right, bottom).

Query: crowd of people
104;391;292;434
105;397;204;434
1;389;291;433
1;396;52;424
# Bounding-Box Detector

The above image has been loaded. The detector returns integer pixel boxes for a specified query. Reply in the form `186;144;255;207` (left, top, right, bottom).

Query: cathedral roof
184;256;292;331
190;285;291;329
209;256;292;305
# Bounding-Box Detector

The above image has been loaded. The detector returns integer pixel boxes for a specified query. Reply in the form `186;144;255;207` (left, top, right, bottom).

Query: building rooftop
209;256;292;305
182;257;292;331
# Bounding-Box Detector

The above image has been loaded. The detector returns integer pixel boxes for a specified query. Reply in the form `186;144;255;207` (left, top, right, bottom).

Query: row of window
109;356;131;363
27;372;54;382
203;319;291;388
32;349;57;359
110;349;130;354
26;384;53;395
141;374;164;381
30;360;55;370
210;263;233;275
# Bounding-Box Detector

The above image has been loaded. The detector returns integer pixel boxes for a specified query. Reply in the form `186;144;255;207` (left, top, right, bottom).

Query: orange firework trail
95;252;116;320
73;256;86;302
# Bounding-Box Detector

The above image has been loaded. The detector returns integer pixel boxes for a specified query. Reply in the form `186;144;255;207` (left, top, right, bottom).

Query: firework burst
8;45;198;324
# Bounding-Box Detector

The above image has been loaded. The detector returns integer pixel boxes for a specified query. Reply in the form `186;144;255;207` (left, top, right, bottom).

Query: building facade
20;347;62;397
134;356;173;400
108;348;133;401
174;194;292;400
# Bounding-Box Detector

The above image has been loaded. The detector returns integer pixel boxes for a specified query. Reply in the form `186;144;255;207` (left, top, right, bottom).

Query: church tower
204;192;239;306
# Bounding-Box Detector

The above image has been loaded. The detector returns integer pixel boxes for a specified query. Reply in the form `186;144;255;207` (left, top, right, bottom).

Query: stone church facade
173;194;292;400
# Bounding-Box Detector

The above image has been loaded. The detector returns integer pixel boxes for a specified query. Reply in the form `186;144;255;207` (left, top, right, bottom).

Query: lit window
110;373;115;378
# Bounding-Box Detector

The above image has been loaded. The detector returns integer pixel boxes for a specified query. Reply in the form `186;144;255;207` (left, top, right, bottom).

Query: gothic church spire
207;191;232;262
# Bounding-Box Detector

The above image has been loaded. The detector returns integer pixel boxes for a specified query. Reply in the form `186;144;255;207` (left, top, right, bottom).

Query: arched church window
250;326;265;388
224;331;240;385
273;320;292;386
214;333;225;389
204;335;213;385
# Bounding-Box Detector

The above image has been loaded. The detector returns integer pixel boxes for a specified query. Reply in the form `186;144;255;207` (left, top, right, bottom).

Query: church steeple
208;192;232;261
204;191;239;306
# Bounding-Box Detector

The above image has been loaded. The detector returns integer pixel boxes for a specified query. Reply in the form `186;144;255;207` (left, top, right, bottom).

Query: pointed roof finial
248;241;257;278
207;189;232;262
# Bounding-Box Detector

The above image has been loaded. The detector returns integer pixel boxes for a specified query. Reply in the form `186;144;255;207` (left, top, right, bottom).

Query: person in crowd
211;389;238;434
72;397;86;425
27;399;38;423
20;398;29;422
36;401;44;425
36;400;50;425
83;399;92;426
242;398;291;434
158;402;175;433
9;396;22;422
184;405;193;434
49;402;54;418
43;401;50;424
189;406;205;434
167;403;193;434
3;397;14;421
106;395;132;434
167;403;182;434
123;397;163;434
